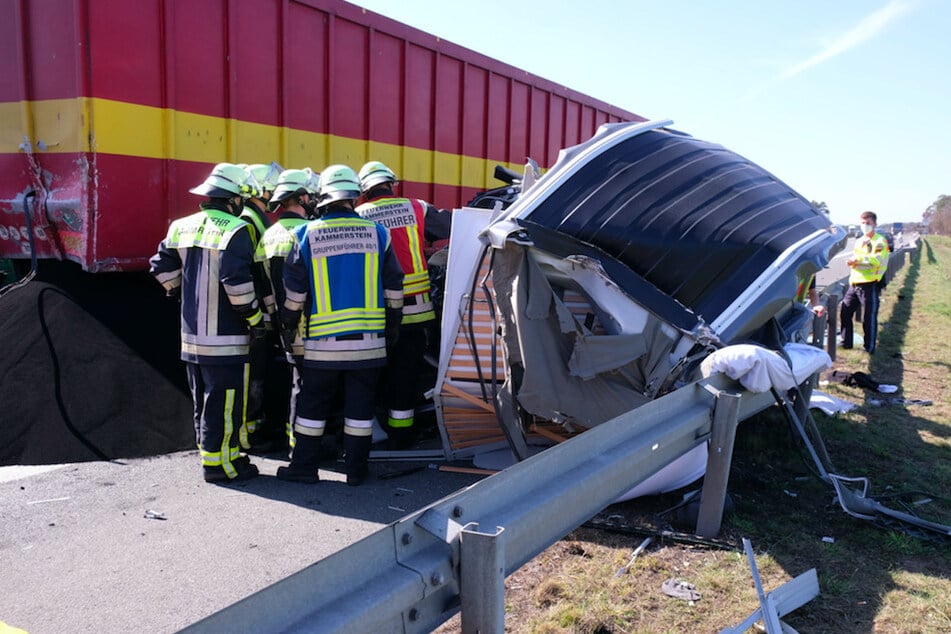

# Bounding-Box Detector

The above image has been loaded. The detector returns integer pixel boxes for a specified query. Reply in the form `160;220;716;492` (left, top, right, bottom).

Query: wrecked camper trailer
432;119;846;494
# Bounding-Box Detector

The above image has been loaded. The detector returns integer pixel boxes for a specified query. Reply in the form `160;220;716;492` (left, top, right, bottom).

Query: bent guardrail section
182;374;774;634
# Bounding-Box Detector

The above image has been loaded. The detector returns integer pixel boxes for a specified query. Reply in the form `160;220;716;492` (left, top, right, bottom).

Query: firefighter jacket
150;202;264;364
255;213;308;315
241;199;272;327
849;232;890;285
355;195;436;325
240;200;270;245
255;212;309;357
281;208;404;369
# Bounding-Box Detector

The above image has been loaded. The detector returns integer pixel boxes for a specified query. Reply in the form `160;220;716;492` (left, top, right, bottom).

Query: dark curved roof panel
521;127;832;323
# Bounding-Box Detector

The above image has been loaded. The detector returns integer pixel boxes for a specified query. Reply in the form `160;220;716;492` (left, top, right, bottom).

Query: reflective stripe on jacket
240;202;270;245
240;201;272;325
282;209;404;368
255;214;308;317
149;205;262;364
356;196;435;324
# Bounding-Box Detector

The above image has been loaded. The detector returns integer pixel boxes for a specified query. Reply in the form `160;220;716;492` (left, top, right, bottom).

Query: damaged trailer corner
432;119;847;494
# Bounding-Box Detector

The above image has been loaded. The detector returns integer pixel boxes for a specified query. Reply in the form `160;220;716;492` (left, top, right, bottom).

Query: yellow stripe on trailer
1;97;525;190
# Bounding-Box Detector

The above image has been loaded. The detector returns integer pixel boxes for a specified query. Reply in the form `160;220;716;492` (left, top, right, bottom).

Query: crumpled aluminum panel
497;121;844;342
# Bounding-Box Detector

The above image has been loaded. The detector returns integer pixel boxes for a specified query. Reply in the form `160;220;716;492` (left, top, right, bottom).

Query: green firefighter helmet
317;164;361;208
246;162;284;198
358;161;398;193
189;163;254;198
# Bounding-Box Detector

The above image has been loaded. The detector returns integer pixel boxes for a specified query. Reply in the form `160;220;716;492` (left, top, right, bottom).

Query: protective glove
250;321;267;341
249;322;267;355
280;327;298;356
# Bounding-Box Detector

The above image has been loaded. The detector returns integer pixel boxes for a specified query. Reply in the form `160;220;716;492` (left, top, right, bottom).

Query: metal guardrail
183;375;775;634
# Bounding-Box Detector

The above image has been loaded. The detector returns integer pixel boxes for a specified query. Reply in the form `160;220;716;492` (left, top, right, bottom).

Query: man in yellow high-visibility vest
840;210;890;353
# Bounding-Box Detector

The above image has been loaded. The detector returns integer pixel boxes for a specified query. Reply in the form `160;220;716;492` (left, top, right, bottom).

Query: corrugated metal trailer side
0;0;643;272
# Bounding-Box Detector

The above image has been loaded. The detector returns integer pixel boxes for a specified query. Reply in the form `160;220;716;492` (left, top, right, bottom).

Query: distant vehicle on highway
893;222;904;235
848;224;861;238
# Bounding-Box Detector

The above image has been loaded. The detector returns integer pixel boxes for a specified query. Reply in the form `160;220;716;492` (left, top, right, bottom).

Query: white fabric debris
700;343;831;393
809;391;857;415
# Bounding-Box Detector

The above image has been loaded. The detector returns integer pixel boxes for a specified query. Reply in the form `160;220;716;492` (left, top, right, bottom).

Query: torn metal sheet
434;119;844;498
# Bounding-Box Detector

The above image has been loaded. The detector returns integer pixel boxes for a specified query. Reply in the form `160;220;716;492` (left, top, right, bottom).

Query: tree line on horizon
811;196;949;235
923;194;951;235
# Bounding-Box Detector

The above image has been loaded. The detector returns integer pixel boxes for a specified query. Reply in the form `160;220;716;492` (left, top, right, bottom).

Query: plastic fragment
662;577;701;601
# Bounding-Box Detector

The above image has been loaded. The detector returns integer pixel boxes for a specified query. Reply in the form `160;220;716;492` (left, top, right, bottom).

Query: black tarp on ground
0;272;193;465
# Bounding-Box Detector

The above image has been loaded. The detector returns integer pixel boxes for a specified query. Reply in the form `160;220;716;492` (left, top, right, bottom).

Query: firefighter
149;163;263;482
278;165;403;485
254;168;320;454
239;163;281;451
355;161;450;448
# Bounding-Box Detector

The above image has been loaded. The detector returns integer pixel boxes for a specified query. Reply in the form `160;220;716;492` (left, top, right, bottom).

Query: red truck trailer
0;0;642;273
0;0;643;465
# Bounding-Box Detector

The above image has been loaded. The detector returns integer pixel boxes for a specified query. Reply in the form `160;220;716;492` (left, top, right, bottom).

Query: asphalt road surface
0;451;482;633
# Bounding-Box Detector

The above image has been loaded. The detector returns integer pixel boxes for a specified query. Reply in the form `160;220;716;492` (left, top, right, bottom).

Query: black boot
387;426;418;451
204;455;259;483
276;435;321;484
343;435;372;486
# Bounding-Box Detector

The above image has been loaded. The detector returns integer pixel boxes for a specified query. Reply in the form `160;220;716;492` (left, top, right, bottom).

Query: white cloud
780;0;916;79
742;0;916;100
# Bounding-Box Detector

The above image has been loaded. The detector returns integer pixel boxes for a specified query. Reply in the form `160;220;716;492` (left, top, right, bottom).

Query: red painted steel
0;0;644;272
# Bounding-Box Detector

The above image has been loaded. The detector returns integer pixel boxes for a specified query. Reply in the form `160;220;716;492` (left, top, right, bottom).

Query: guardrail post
825;292;840;362
810;312;827;349
460;523;505;634
696;388;742;539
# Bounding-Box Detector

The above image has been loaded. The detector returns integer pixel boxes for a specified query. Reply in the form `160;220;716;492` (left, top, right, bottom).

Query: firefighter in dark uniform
355;161;450;448
238;163;280;450
278;164;404;485
150;163;263;482
254;167;319;454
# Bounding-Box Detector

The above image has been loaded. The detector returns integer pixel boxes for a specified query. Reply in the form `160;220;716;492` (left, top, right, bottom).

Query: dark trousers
840;282;880;353
261;351;298;445
381;324;430;416
243;332;274;440
299;366;381;422
296;366;380;476
185;362;248;470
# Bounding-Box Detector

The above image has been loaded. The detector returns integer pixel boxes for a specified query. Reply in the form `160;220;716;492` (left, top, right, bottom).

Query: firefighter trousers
186;362;249;470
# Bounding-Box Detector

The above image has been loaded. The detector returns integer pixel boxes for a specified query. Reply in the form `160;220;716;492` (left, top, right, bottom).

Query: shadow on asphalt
209;450;485;525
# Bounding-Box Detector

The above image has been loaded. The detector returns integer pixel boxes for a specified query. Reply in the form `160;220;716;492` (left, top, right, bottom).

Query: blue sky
352;0;949;225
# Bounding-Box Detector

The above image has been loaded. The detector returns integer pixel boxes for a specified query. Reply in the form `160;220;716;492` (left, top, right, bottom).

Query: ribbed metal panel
523;128;832;325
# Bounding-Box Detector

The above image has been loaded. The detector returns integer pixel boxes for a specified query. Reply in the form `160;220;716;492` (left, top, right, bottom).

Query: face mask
860;223;874;235
302;197;319;219
228;197;244;217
